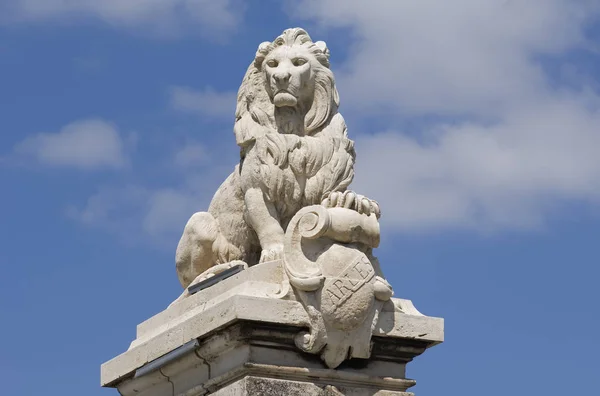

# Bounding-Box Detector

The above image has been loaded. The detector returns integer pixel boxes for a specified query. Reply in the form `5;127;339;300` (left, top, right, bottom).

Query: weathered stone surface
163;26;437;371
213;377;414;396
101;27;444;396
283;205;393;367
112;319;426;396
101;260;443;388
174;27;359;294
102;261;442;396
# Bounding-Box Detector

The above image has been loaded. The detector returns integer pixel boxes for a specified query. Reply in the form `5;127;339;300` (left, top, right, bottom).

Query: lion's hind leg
175;211;221;289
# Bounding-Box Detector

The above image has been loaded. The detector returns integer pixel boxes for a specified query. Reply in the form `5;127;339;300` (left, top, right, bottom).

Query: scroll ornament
283;195;393;368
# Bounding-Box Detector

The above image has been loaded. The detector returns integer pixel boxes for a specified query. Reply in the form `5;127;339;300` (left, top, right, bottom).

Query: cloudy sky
1;1;599;395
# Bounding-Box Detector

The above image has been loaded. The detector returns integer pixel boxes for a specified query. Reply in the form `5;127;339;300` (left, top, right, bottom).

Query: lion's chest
242;134;336;219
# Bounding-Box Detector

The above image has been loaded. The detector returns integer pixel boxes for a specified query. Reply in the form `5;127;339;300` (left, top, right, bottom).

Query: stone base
114;321;424;395
101;260;443;395
213;376;412;396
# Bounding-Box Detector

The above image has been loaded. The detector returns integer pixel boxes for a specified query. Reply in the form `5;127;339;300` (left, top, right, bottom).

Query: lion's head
234;28;340;149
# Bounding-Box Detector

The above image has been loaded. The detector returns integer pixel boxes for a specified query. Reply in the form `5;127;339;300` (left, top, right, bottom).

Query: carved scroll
283;204;392;368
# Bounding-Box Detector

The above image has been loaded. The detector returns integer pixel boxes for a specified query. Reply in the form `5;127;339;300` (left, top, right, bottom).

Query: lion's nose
273;71;291;85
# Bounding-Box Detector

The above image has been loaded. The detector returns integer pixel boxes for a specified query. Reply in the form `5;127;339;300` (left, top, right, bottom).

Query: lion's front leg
244;188;285;262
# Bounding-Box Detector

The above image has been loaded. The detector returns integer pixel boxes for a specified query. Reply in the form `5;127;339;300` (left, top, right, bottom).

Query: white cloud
66;185;198;246
295;0;598;117
66;185;149;232
174;142;209;168
169;86;237;119
67;159;236;246
14;119;128;170
353;95;600;232
64;122;240;245
1;0;242;37
292;0;600;231
142;188;200;238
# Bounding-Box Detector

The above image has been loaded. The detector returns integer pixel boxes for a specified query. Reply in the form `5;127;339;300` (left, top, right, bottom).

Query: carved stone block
101;260;443;395
100;27;444;396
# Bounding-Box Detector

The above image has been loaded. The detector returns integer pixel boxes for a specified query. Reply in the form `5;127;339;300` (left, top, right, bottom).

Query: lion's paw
322;191;381;219
260;244;284;263
373;276;394;301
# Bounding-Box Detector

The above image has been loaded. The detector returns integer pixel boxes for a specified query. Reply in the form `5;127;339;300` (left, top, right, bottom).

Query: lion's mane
233;28;355;218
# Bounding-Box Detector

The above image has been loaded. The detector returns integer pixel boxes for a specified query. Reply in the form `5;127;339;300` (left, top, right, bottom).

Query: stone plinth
101;260;443;395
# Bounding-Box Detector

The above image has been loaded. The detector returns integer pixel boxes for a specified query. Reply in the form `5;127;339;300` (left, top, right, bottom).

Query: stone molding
101;260;443;395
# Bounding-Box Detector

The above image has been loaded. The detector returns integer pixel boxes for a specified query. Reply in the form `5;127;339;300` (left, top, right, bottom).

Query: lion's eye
292;58;307;66
266;59;278;68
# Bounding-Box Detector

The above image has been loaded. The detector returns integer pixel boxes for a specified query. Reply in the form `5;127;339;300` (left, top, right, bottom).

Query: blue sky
1;1;600;395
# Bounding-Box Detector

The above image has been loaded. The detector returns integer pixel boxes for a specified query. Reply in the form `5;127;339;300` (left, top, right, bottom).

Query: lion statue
176;28;376;291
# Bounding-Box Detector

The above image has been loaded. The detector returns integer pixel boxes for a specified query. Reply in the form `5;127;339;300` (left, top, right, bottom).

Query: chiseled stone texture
102;260;443;396
212;377;414;396
101;260;443;388
163;26;439;374
174;27;360;291
101;26;445;396
114;319;422;395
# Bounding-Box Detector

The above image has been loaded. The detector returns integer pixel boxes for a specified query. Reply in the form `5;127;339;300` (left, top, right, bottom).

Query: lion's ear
255;41;272;67
315;41;330;59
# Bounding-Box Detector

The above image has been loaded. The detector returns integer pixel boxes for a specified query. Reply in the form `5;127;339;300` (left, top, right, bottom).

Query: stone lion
176;28;373;290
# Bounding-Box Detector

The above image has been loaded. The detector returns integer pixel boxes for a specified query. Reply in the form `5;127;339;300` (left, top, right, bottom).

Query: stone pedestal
101;260;443;395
